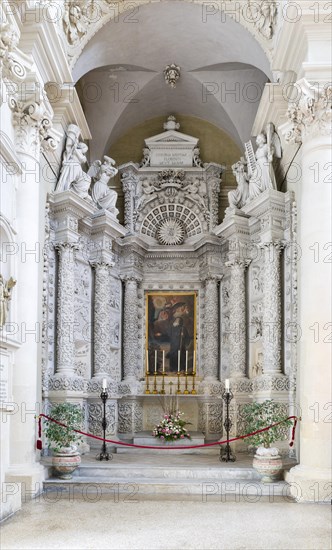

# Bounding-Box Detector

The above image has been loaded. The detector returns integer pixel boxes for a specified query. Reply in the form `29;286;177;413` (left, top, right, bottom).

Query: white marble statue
247;123;282;202
183;178;206;209
63;3;88;45
226;157;249;213
55;124;92;199
248;0;277;39
0;274;16;327
90;156;119;217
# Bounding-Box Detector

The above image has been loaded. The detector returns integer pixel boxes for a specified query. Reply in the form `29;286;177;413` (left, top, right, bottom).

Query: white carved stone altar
44;116;296;451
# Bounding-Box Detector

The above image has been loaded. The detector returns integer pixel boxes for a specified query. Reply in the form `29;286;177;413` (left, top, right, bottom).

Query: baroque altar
43;116;297;451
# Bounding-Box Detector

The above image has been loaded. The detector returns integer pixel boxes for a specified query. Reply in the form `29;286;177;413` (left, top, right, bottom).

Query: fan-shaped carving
141;204;202;240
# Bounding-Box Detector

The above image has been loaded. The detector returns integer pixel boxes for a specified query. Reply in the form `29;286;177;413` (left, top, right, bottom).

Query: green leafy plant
44;403;83;453
242;400;292;449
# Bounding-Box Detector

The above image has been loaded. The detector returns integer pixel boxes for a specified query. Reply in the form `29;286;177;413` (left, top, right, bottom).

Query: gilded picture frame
145;291;197;375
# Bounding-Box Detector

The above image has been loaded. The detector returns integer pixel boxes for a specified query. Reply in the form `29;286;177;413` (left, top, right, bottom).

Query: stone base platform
116;432;205;454
43;452;297;500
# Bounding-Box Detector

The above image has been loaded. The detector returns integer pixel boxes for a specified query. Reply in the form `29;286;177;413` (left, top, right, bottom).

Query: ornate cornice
285;80;332;143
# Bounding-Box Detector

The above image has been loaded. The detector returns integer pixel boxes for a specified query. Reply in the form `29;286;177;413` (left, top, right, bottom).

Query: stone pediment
145;130;198;146
143;117;200;167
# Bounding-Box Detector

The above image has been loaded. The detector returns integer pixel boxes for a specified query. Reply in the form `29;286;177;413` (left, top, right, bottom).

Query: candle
154;350;157;373
102;378;107;390
193;350;196;374
177;350;180;372
146;351;149;374
162;350;165;373
185;350;188;373
225;379;230;393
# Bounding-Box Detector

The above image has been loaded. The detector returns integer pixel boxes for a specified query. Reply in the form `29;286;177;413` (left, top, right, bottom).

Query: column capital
121;273;143;284
284;80;332;144
10;93;59;158
90;259;114;270
225;258;251;269
54;241;80;253
200;273;223;284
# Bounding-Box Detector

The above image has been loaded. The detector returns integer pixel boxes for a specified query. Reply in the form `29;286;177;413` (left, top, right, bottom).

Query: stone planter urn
253;447;283;483
52;445;81;480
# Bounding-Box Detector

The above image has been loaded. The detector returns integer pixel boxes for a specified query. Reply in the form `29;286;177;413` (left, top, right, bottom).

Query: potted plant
242;400;292;483
44;402;83;479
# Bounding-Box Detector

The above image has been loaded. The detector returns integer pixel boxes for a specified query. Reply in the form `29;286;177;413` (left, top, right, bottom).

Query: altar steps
42;452;296;500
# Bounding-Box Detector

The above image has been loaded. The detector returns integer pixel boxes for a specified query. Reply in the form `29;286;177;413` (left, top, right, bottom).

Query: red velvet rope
37;414;299;450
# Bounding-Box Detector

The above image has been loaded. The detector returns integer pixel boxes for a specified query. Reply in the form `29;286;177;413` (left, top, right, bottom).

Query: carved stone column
261;242;283;375
226;258;250;378
283;80;332;501
122;276;141;381
203;276;220;380
55;243;79;377
91;261;113;378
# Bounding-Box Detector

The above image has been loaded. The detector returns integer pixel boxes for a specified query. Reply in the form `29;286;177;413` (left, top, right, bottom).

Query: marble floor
1;493;331;550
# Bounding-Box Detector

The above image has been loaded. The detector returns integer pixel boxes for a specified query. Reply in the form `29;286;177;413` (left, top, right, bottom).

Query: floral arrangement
153;411;191;442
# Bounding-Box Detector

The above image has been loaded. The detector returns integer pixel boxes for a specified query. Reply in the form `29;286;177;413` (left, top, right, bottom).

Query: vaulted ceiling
74;1;271;161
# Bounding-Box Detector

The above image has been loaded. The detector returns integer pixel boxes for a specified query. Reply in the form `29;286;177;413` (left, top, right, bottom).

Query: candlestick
191;372;197;395
183;370;189;394
185;350;188;373
220;387;236;463
145;372;150;394
154;350;157;373
153;371;158;394
146;351;149;374
193;350;196;374
177;350;180;372
225;378;230;393
96;387;112;461
176;372;181;394
160;371;165;394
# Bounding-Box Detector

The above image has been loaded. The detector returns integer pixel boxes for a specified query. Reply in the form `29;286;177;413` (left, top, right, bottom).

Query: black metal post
220;389;236;462
96;389;112;461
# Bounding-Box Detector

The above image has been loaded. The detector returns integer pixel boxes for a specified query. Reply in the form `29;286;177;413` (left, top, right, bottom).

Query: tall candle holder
160;372;166;394
145;372;150;394
97;387;112;461
176;372;181;394
220;388;236;462
183;371;189;394
191;372;197;394
152;371;158;394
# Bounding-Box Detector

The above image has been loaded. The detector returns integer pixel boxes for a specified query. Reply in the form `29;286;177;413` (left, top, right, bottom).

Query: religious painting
145;291;196;375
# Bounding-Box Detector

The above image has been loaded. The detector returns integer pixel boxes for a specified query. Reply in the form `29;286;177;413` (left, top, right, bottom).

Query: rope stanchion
36;414;299;451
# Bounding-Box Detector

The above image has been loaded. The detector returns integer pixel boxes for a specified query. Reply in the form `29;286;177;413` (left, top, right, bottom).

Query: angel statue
0;274;16;327
225;157;249;215
55;124;92;200
90;156;119;218
246;123;282;203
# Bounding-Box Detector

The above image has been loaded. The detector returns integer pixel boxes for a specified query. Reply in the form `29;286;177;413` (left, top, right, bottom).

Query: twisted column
227;258;250;378
55;243;79;377
91;261;113;378
122;276;141;381
262;242;283;375
203;276;221;380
